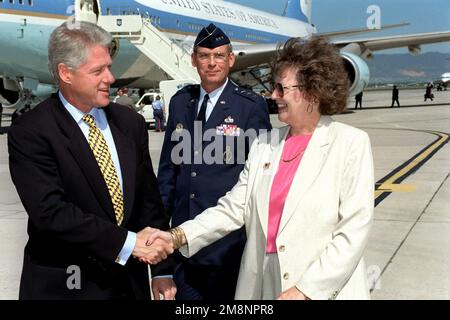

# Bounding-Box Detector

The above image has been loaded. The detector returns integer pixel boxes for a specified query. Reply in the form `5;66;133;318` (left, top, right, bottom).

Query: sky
227;0;450;53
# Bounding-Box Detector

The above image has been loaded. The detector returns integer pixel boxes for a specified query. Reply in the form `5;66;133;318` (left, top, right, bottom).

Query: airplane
441;72;450;84
2;0;450;110
437;72;450;89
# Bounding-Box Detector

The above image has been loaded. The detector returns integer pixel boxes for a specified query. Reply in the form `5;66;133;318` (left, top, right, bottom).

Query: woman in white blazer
147;37;374;300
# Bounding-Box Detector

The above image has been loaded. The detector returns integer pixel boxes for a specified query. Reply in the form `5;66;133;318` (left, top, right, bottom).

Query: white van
135;80;197;129
135;92;164;128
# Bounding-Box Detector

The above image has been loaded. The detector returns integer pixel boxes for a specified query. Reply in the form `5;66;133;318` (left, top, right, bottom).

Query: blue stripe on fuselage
0;0;294;44
100;0;291;44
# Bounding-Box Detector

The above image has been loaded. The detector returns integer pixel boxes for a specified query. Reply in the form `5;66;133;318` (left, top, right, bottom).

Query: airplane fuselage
0;0;314;90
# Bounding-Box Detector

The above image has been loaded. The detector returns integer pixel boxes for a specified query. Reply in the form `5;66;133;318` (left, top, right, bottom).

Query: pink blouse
266;133;312;253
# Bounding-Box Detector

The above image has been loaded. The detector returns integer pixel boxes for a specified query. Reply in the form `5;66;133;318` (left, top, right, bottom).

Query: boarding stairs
98;15;200;83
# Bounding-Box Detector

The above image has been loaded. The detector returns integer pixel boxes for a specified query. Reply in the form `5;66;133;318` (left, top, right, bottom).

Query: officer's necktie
82;114;124;225
197;94;209;125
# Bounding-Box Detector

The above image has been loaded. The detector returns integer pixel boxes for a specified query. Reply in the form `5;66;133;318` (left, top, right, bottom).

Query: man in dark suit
8;21;175;300
158;23;272;300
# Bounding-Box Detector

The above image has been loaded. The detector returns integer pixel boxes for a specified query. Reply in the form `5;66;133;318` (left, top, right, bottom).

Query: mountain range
366;52;450;84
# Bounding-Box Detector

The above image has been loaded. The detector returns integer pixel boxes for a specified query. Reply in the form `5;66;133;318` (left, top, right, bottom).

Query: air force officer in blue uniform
158;24;272;300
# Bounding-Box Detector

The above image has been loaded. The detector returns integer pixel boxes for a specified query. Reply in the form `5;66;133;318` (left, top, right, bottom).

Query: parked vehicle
135;79;197;128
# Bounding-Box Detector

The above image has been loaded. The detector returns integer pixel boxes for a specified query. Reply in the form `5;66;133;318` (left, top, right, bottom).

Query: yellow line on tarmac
374;131;449;200
376;183;416;192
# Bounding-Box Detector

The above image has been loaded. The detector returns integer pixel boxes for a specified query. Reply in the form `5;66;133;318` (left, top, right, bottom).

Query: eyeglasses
196;52;229;62
272;82;302;97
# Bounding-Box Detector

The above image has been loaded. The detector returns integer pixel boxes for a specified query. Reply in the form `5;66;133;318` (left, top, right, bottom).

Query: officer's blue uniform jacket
158;80;272;267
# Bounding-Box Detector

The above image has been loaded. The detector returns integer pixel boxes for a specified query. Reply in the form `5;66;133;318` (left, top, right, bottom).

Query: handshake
131;227;186;264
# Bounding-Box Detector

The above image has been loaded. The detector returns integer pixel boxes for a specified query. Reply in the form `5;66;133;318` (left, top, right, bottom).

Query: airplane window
19;0;23;4
9;0;14;5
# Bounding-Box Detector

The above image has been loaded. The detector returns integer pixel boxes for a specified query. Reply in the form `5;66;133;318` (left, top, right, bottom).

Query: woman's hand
277;286;310;300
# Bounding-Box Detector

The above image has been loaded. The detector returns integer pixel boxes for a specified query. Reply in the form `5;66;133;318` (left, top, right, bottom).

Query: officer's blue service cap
194;23;230;49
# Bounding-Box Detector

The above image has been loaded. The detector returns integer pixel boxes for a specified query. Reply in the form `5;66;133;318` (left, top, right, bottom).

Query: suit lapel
185;94;199;135
51;97;116;222
104;107;136;226
278;116;333;235
255;127;289;239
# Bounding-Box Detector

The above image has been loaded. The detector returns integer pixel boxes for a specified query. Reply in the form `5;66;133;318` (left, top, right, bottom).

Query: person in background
391;85;400;107
152;95;165;132
354;91;363;109
424;83;434;101
148;37;374;300
114;87;135;110
113;87;123;103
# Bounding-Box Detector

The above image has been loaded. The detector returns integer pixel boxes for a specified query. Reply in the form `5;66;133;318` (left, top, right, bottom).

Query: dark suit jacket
8;94;172;300
158;81;272;267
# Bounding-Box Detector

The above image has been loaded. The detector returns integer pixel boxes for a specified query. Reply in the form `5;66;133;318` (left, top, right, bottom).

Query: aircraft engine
340;52;370;96
0;78;20;108
0;78;55;109
408;45;421;56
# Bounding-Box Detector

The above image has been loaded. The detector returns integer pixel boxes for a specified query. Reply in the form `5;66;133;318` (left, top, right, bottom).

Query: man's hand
132;227;173;264
138;228;174;264
277;286;310;300
152;278;177;300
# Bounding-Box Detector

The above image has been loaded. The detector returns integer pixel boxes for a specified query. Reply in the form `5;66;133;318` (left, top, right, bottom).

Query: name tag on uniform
216;124;240;136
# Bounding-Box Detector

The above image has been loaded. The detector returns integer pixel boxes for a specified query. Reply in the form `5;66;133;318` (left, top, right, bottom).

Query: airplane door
74;0;100;24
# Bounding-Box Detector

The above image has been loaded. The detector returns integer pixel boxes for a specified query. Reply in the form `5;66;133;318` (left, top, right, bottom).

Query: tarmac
0;88;449;299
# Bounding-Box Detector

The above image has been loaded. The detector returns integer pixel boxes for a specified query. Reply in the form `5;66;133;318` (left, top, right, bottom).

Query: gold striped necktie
82;114;124;225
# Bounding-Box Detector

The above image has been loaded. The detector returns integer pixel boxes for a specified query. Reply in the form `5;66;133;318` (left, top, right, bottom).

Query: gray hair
48;21;113;83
